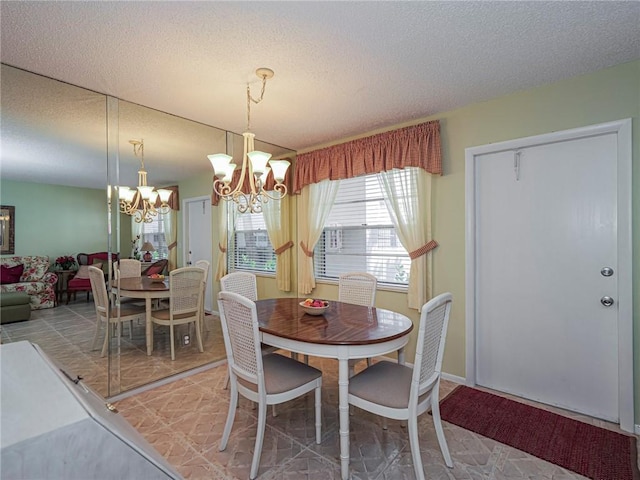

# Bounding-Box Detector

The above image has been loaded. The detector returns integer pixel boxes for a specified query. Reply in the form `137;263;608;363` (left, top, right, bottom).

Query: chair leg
315;384;322;444
250;400;267;479
194;319;204;353
92;318;102;351
100;322;110;357
431;391;453;467
219;381;238;451
169;325;176;361
366;357;372;367
408;415;426;480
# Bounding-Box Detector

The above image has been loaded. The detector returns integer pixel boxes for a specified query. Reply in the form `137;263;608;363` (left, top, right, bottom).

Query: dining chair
339;271;378;370
220;272;279;390
217;291;323;480
88;266;145;357
149;266;204;360
113;259;142;306
348;292;454;479
194;259;210;333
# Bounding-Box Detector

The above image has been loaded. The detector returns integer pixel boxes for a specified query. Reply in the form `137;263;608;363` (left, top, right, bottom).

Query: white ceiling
1;1;639;188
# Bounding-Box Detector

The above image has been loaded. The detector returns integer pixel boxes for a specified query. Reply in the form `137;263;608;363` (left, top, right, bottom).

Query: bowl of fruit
148;273;165;283
300;298;330;316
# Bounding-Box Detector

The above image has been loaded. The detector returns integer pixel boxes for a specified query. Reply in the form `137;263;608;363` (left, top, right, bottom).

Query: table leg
338;356;350;480
398;346;406;365
146;297;153;356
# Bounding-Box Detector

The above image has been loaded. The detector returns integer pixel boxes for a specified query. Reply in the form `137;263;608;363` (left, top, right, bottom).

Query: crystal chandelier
118;139;172;223
208;68;290;214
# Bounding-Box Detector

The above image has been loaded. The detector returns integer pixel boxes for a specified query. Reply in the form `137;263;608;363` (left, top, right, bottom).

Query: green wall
0;180;108;262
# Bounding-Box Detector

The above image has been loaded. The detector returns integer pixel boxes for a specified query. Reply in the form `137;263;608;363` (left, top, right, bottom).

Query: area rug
439;386;639;480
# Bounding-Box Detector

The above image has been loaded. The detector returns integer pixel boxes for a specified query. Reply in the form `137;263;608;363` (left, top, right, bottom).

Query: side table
54;269;76;306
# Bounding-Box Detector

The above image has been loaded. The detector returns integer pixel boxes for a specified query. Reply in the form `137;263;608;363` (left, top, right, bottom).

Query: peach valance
293;120;441;194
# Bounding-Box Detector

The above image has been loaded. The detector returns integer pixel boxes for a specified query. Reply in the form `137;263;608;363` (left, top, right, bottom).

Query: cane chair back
339;272;377;307
217;291;323;479
88;266;144;357
220;271;257;301
149;267;205;360
348;292;454;480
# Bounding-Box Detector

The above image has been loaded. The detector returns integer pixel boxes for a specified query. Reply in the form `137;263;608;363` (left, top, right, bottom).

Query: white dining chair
194;259;210;332
113;259;142;306
348;292;454;479
339;271;378;370
217;291;323;480
89;266;144;357
220;271;279;381
149;267;204;360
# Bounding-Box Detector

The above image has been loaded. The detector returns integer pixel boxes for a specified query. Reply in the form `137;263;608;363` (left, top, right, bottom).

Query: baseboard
378;355;466;385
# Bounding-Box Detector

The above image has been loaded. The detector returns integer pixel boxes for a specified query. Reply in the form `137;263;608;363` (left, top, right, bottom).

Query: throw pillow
75;263;101;279
0;264;24;284
92;259;109;275
145;264;164;276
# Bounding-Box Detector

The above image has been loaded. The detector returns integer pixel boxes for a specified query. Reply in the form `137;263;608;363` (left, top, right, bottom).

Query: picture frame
1;205;15;255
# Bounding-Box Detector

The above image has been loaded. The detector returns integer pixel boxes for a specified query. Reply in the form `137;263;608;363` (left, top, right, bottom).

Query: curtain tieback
275;240;293;255
409;240;438;260
300;241;314;258
168;241;177;250
218;243;227;253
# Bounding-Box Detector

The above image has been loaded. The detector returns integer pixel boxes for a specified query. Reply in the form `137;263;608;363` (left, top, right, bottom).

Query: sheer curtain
215;201;229;281
162;210;177;271
262;195;293;292
378;167;437;310
298;179;339;294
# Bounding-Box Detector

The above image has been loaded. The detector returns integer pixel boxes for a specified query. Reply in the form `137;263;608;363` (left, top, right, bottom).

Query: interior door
184;197;213;312
474;132;619;422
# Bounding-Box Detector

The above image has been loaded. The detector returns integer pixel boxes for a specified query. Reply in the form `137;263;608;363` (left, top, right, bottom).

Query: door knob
600;296;614;307
601;267;614;277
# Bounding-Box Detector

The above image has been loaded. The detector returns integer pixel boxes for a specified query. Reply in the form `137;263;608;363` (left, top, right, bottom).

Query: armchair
66;252;119;304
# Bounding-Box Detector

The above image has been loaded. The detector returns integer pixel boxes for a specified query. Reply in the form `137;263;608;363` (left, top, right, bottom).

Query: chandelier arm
260;183;287;201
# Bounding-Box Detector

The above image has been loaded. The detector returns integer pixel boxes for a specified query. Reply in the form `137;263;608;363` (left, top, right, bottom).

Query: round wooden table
255;297;414;480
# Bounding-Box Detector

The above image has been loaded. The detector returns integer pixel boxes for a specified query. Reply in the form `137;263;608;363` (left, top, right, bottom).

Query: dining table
255;297;414;480
114;276;170;355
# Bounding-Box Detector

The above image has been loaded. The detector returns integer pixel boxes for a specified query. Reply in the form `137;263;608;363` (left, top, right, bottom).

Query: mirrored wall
0;64;296;398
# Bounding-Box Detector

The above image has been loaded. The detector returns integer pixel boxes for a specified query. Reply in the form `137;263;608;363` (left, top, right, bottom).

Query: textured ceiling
1;1;639;188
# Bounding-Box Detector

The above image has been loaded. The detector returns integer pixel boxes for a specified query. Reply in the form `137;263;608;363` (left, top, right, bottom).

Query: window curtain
215;201;229;281
262;195;293;291
378;167;437;310
131;219;143;259
162;210;177;271
298;179;339;294
294;121;441;192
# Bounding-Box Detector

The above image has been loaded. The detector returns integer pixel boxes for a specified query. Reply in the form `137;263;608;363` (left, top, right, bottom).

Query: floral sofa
0;256;57;310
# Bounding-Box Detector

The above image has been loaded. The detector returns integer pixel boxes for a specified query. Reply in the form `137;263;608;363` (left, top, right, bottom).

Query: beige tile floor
0;298;227;397
2;301;637;479
115;356;639;480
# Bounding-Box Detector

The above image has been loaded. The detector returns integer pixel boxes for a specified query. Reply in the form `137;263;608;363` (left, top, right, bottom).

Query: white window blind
141;215;169;260
231;212;276;273
314;174;410;286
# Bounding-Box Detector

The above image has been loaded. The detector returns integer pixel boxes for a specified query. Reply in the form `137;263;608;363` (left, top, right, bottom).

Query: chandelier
208;68;290;214
118;139;172;223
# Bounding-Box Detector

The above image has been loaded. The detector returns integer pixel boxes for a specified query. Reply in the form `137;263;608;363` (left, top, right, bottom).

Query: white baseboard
441;372;466;385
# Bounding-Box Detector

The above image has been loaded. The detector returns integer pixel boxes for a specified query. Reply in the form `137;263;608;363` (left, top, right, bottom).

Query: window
314;173;411;286
140;214;169;260
230;211;276;273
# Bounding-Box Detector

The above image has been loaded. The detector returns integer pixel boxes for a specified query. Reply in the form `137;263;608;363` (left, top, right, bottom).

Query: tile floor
2;301;637;479
115;356;639;480
0;299;227;397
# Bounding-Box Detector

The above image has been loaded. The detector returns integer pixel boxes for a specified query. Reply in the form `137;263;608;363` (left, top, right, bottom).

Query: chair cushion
75;264;101;280
0;264;24;284
238;353;322;395
67;276;91;290
151;308;196;322
349;361;413;408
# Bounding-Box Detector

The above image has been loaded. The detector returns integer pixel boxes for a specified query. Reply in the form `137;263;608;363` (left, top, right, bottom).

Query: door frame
464;119;633;432
182;195;213;311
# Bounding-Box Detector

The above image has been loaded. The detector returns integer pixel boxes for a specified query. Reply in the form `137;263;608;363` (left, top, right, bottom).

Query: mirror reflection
0;64;297;398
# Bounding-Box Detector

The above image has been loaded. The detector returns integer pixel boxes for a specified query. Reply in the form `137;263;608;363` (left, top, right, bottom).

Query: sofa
0;256;57;310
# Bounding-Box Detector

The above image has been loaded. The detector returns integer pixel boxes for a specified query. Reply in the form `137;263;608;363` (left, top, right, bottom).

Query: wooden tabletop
117;276;169;292
255;297;413;346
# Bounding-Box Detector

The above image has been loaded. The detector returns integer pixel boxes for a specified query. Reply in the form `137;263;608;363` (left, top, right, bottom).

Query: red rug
439;386;639;480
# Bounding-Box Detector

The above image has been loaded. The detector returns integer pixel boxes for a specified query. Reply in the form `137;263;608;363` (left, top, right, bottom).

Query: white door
184;197;213;312
466;120;633;429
